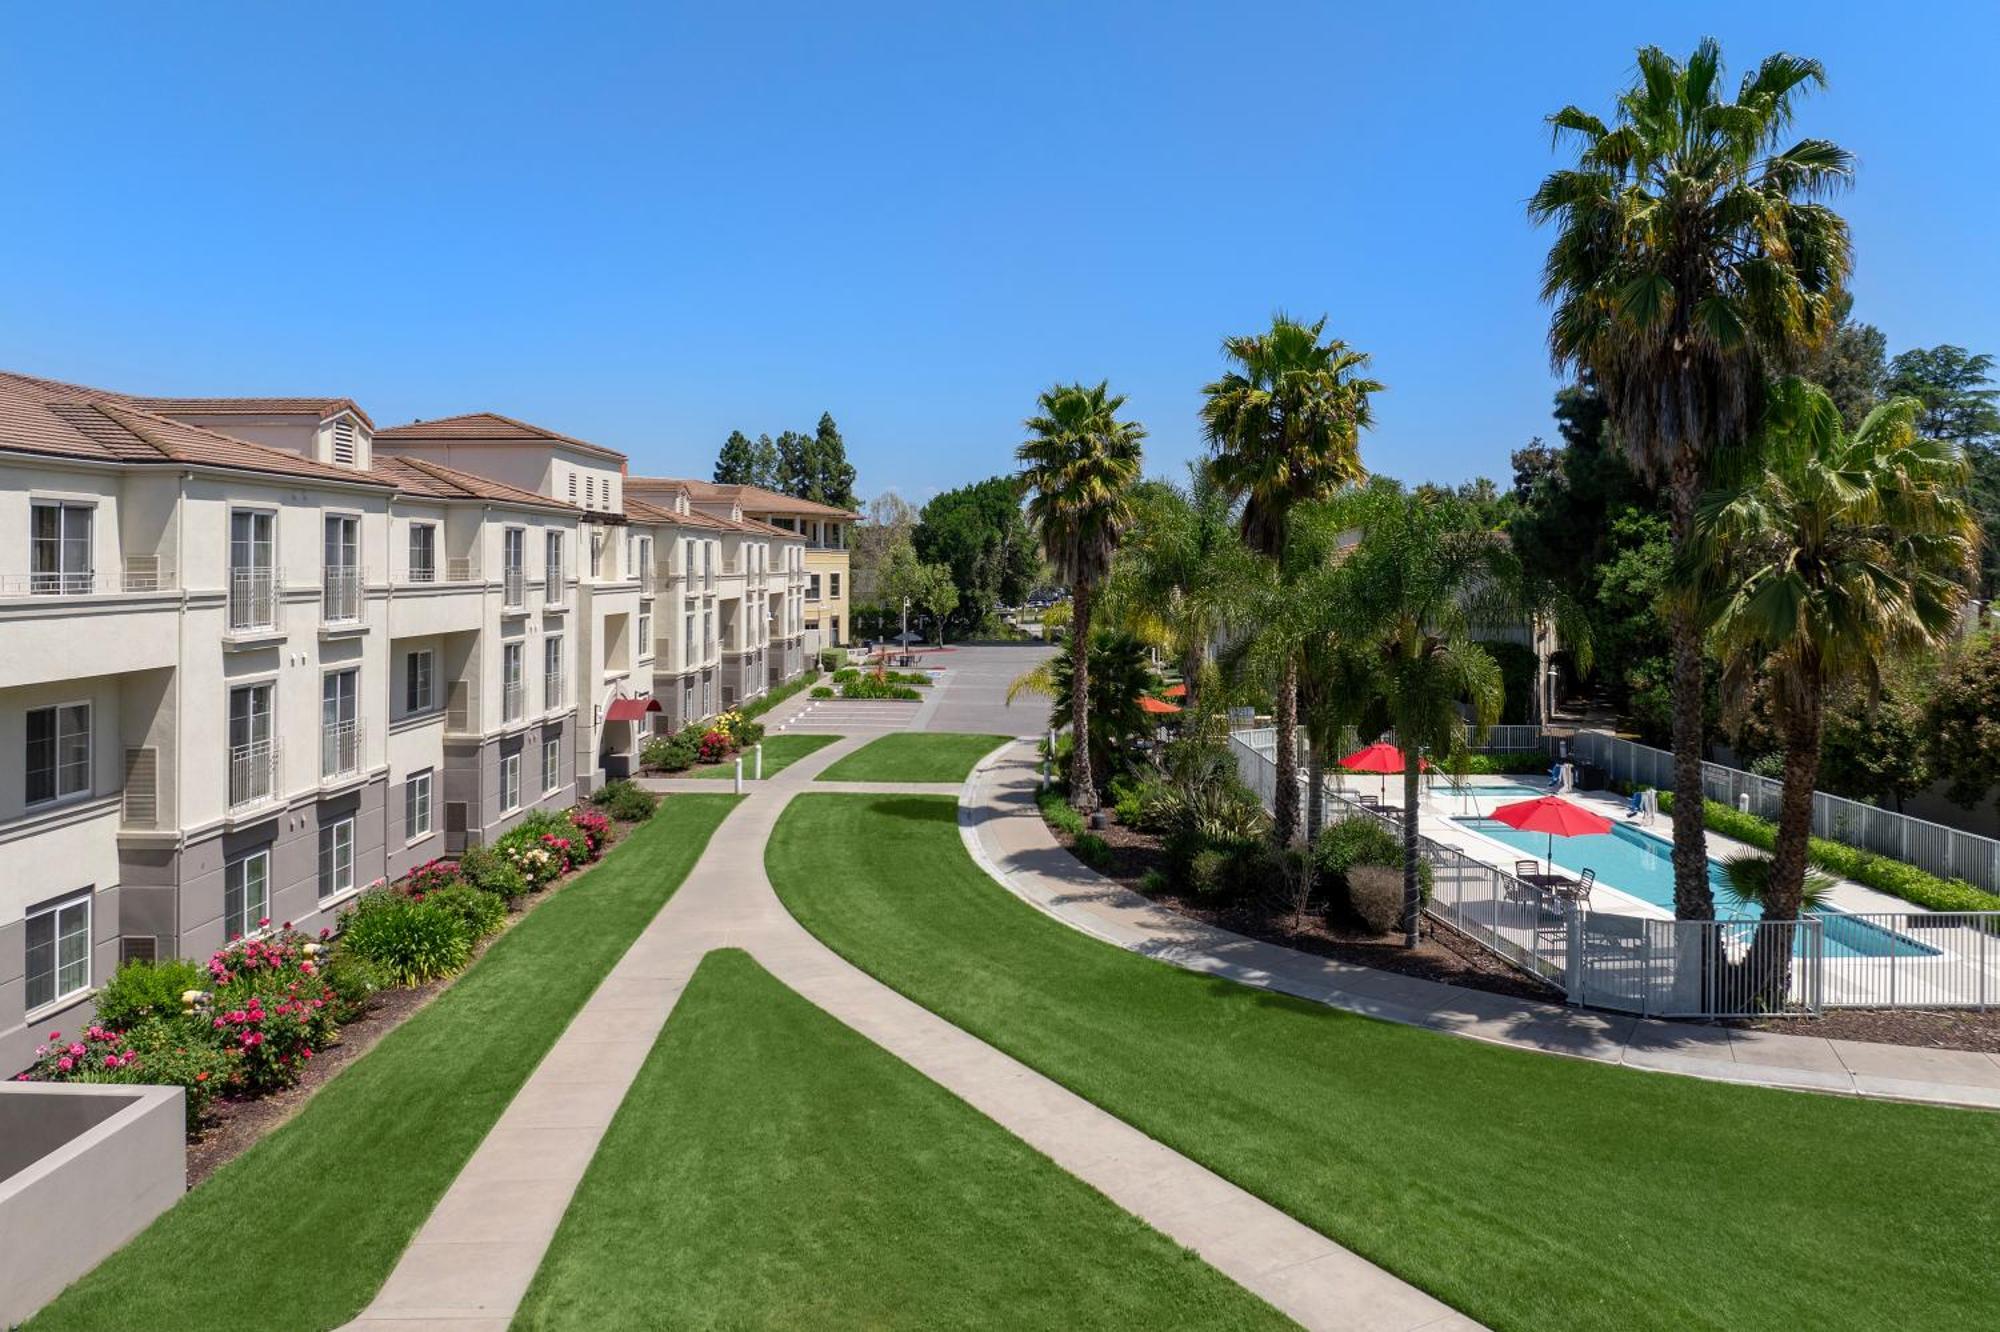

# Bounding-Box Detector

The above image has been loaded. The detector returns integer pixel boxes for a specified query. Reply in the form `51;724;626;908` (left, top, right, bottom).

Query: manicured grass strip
740;668;822;721
767;794;2000;1332
816;732;1008;784
515;949;1284;1330
29;796;741;1332
687;731;840;779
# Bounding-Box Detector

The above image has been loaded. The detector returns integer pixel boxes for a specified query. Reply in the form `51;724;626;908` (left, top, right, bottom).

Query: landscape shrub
697;729;734;763
496;810;582;887
567;807;612;857
741;669;820;720
731;719;767;748
1313;817;1402;884
406;858;464;896
642;733;698;772
1139;867;1170;895
319;944;389;1021
841;676;921;700
337;891;473;987
456;844;528;902
591;779;659;823
425;881;507;940
811;685;835;699
1458;752;1555;776
16;1017;234;1128
203;930;340;1093
1186;847;1230;897
1344;864;1406;934
817;649;846;671
92;957;207;1030
1070;832;1113;871
1036;787;1087;837
834;667;859;683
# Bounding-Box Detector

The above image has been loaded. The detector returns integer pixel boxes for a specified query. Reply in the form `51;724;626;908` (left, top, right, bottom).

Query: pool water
1455;813;1936;961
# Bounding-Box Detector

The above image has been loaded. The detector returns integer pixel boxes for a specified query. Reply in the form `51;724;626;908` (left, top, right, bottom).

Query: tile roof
627;475;859;520
371;455;579;513
375;412;627;462
127;395;375;429
622;494;743;534
0;372;394;488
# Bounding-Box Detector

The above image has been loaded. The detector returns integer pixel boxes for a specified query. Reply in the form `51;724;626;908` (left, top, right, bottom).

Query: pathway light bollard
755;742;764;781
734;755;744;795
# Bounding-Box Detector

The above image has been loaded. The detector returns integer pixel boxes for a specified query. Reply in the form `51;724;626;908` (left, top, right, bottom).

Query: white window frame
29;499;94;595
319;817;356;901
24;891;91;1014
545;530;564;602
406;649;436;715
224;849;271;941
638;600;653;661
544;635;564;711
406;768;433;841
25;700;91;808
542;736;561;794
501;752;522;813
409;522;438;583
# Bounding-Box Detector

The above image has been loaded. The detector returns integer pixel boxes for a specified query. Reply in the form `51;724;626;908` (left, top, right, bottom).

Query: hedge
1659;792;2000;914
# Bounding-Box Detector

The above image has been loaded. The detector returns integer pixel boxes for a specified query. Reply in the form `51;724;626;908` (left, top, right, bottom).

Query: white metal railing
502;680;524;723
503;567;526;608
228;568;277;631
544;671;565;712
320;719;362;780
322;567;362;623
1572;730;2000;893
1818;911;2000;1010
640;570;657;594
3;561;177;597
446;557;478;582
546;565;564;604
229;740;280;809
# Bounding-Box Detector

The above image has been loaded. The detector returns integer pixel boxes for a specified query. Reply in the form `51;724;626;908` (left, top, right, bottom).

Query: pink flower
56;1056;73;1072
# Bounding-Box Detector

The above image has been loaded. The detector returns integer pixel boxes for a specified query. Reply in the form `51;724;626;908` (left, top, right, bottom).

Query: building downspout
172;469;190;952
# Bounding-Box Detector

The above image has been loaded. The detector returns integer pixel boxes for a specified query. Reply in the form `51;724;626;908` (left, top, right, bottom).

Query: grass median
514;948;1284;1329
766;792;2000;1332
30;794;741;1332
815;731;1007;784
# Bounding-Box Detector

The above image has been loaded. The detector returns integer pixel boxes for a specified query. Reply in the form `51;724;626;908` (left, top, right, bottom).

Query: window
545;531;563;602
829;573;841;599
543;736;561;793
323;669;359;779
323;514;360;621
684;613;696;664
543;635;564;710
503;642;524;721
831;615;841;645
409;523;437;582
638;600;652;658
683;679;695;719
228;509;276;630
501;752;522;812
30;501;93;594
683;538;694;577
25;893;90;1011
224;850;270;940
703;609;714;658
26;702;90;805
624;531;634;579
228;682;275;806
318;818;355;900
806;573;821;601
503;528;526;605
405;649;435;714
405;769;433;840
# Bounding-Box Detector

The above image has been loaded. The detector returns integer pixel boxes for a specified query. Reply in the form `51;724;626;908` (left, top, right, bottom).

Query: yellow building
625;480;858;651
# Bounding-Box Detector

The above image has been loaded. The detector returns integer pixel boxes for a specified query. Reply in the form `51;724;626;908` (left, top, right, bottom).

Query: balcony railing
703;636;715;660
544;671;565;712
321;719;363;781
503;567;527;608
545;566;564;604
229;741;280;810
446;681;476;733
228;568;278;632
446;557;479;582
4;557;176;598
502;680;524;723
639;570;657;594
322;567;362;623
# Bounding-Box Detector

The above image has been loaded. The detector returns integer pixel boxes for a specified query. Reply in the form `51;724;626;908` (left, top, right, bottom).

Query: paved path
348;732;1472;1332
963;741;2000;1112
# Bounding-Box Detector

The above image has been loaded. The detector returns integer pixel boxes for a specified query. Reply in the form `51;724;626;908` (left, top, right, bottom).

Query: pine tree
811;411;858;509
713;430;757;484
750;434;780;490
774;430;812;497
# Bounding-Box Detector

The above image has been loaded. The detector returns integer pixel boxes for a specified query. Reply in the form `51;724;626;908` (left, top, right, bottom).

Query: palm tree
1341;486;1508;947
1531;41;1853;921
1006;628;1155;791
1018;381;1146;813
1203;314;1383;845
1688;381;1974;977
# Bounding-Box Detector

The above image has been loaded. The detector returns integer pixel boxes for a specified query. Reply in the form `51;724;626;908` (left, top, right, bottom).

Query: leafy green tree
852;490;917;608
1927;633;2000;816
877;538;956;643
1202;313;1382;845
1689;381;1976;955
1532;40;1854;921
1807;312;1888;430
913;476;1039;635
1818;683;1933;812
751;433;779;489
714;430;758;485
805;412;859;509
1017;381;1146;813
1886;345;2000;597
1008;629;1154;790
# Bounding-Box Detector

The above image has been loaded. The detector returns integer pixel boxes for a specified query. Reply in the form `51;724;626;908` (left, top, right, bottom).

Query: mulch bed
1732;1008;2000;1055
181;807;655;1188
1063;815;1563;1006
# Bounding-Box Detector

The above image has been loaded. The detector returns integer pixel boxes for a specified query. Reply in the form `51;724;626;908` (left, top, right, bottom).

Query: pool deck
965;743;2000;1113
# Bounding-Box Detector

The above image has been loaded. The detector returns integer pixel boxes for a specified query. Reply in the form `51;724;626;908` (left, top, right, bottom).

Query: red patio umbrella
1162;682;1188;698
1139;695;1182;715
1338;742;1424;802
1490;795;1612;878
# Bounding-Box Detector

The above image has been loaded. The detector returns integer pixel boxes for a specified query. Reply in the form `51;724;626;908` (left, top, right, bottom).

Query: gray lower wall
442;716;578;850
0;887;123;1077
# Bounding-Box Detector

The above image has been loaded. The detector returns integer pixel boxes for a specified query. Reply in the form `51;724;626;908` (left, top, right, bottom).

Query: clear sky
3;2;1994;502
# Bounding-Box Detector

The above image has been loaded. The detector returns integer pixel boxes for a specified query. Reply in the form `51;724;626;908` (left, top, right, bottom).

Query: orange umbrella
1490;795;1612;877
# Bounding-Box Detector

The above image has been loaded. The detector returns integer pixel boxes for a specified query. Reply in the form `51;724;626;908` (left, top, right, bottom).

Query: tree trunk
1305;740;1325;845
1180;644;1203;717
1273;654;1300;845
1666;456;1715;921
1069;580;1097;814
1401;758;1422;948
1741;692;1826;1008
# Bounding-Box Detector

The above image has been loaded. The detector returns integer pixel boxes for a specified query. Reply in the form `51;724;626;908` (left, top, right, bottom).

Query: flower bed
640;710;769;775
13;795;662;1145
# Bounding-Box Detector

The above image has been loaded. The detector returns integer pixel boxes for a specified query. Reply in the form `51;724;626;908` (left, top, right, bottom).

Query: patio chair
1514;860;1543;885
1554;868;1595;909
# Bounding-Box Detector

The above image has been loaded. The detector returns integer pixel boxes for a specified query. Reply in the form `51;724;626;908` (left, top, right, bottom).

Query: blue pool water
1456;814;1936;961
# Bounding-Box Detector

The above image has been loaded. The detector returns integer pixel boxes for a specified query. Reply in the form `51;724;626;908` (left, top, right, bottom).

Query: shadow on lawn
870;795;960;826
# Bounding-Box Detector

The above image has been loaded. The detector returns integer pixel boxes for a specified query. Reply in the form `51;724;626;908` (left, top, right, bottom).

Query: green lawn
29;795;741;1332
815;732;1008;784
766;794;2000;1332
686;731;840;779
515;949;1284;1330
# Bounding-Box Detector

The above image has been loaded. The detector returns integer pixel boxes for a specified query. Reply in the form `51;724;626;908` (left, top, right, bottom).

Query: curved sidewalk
961;740;2000;1113
349;734;1474;1332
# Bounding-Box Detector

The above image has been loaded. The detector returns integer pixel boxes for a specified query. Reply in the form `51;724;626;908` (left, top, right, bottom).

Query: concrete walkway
963;740;2000;1112
348;732;1473;1332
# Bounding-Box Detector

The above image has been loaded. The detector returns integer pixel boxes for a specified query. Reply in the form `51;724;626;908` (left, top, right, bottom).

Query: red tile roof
127;395;375;429
627;475;858;520
371;455;579;513
375;412;627;463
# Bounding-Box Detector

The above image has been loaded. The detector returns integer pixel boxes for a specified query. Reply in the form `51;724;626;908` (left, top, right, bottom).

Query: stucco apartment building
628;479;856;652
0;377;808;1072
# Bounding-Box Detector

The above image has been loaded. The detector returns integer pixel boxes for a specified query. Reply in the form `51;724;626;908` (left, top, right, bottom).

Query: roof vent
332;420;359;467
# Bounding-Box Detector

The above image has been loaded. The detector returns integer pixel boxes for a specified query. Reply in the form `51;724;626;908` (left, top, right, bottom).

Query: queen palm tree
1531;41;1853;920
1202;314;1382;845
1341;485;1508;947
1018;381;1146;812
1688;381;1975;992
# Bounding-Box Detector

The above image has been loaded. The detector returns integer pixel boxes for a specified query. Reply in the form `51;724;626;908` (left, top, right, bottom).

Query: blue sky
3;3;1995;502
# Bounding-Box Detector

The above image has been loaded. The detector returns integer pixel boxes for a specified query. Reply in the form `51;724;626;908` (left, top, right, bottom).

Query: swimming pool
1455;813;1936;961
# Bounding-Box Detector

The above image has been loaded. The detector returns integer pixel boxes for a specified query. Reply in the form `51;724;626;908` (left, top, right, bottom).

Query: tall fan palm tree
1018;381;1146;812
1531;41;1853;920
1688;380;1975;992
1341;486;1508;947
1202;314;1382;845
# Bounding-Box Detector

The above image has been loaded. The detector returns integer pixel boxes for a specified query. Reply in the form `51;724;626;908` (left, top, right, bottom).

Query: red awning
604;696;662;723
